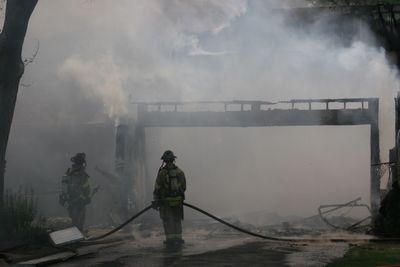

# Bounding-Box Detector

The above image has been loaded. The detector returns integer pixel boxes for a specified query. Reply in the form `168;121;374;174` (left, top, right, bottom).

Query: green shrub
0;188;47;243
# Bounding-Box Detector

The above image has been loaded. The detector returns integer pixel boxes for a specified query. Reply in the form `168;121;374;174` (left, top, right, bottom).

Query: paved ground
51;229;353;267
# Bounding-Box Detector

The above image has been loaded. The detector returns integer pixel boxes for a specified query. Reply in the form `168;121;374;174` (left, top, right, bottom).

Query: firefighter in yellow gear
59;153;92;232
153;150;186;246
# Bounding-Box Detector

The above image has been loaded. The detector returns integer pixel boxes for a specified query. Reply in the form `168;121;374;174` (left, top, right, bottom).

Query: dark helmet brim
71;152;86;164
161;150;176;161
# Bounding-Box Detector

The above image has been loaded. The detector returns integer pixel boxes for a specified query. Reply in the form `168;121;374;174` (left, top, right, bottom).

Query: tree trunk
0;0;38;202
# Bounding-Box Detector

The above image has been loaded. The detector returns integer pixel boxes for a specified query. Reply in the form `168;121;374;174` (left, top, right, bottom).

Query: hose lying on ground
183;203;378;243
85;205;152;241
83;202;396;243
84;202;288;243
183;202;285;241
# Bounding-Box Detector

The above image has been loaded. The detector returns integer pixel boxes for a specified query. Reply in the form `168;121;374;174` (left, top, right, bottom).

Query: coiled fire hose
84;202;392;243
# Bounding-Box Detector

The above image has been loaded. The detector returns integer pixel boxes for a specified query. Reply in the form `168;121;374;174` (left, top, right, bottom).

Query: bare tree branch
23;40;39;66
20;81;34;88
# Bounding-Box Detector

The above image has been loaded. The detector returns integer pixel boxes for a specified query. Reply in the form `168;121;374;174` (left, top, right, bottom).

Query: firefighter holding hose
152;150;186;246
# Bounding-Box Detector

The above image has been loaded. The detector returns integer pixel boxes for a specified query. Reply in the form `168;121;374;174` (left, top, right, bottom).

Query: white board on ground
49;226;84;245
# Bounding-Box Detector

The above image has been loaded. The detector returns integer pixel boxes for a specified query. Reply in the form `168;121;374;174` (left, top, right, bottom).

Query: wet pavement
51;228;353;267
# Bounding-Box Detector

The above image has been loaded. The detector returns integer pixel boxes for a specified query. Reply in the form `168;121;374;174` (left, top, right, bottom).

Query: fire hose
183;202;285;241
85;202;289;242
84;202;397;243
86;205;152;241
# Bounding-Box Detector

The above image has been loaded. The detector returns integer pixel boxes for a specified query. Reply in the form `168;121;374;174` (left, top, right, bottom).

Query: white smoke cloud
22;0;399;109
58;54;128;119
160;0;247;34
27;0;398;104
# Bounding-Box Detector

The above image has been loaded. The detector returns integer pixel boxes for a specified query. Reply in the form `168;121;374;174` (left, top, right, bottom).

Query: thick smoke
5;0;399;222
58;54;127;119
20;0;398;109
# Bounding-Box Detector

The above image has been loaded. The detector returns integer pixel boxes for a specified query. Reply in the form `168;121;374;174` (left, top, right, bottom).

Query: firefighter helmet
71;152;86;165
161;150;176;162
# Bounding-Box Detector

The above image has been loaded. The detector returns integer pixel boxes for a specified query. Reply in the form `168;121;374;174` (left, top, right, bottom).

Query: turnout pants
160;205;183;242
68;204;86;232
